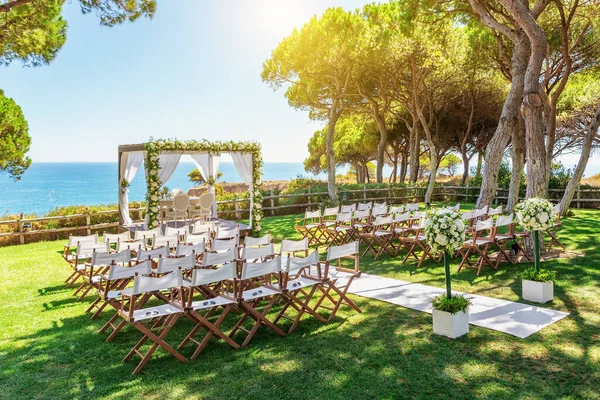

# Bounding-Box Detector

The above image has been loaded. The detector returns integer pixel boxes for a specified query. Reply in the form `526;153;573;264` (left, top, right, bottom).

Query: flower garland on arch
144;139;264;234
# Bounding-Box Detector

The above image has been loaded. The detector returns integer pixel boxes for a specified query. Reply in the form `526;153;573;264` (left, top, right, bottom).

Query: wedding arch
117;139;264;233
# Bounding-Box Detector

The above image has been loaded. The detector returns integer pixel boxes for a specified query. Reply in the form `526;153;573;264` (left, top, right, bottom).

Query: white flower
435;234;448;246
151;206;159;212
151;195;158;201
455;219;465;231
538;212;548;223
255;214;262;221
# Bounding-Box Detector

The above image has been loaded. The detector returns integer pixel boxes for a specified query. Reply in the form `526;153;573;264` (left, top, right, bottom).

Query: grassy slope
0;208;599;400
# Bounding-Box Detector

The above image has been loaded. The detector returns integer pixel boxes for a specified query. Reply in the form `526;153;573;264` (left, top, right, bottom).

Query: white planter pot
432;308;469;339
522;279;554;303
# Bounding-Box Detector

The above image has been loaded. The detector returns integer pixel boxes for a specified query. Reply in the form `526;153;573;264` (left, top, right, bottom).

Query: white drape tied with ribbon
191;153;221;217
231;152;254;228
119;151;144;226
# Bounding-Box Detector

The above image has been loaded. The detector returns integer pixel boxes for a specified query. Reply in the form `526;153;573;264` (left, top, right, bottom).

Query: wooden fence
1;185;597;246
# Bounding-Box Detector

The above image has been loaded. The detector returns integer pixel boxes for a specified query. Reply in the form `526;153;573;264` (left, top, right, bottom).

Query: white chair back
340;204;356;213
199;192;214;210
91;248;130;266
406;203;420;212
357;201;372;211
475;206;489;218
172;192;190;212
175;242;205;257
389;205;405;214
240;243;275;261
394;211;411;223
353;209;370;220
164;226;189;236
372;205;387;217
285;250;320;273
192;221;214;234
203;247;237;266
496;213;513;228
336;212;352;223
244;233;271;247
327;241;359;261
68;233;98;247
488;205;502;217
134;227;161;240
157;253;195;274
137;246;170;260
103;232;131;243
133;270;183;295
280;238;309;254
323;207;339;217
107;260;152;280
116;239;143;253
241;257;281;280
151;234;179;248
305;209;321;219
211;237;238;252
461;210;475;220
476;218;494;232
215;227;240;241
374;215;393;227
412;211;426;220
191;262;237;286
186;232;210;244
77;241;110;257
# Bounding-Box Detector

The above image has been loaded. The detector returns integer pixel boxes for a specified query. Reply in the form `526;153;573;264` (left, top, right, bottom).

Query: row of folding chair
76;238;362;375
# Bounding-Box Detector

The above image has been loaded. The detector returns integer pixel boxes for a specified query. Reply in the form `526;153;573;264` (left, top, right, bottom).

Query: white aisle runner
348;273;569;338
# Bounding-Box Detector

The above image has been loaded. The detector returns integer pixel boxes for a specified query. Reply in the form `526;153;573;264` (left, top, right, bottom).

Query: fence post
387;186;391;203
18;212;24;245
138;203;143;222
307;187;312;210
234;196;241;220
577;185;581;209
85;207;91;235
270;189;275;216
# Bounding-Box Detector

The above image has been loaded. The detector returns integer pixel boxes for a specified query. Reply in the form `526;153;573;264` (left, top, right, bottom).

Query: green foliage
188;169;223;184
469;159;525;189
520;267;557;282
549;162;574;190
0;90;31;180
439;154;461;176
432;294;471;314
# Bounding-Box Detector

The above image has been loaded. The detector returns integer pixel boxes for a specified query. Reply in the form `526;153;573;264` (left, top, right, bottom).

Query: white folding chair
243;233;271;247
458;217;496;276
177;262;241;359
240;243;275;263
313;241;362;321
357;201;373;211
119;270;188;375
340;203;356;213
230;257;286;347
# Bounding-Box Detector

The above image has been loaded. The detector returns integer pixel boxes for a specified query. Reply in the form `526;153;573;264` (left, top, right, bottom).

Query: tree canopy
0;89;30;180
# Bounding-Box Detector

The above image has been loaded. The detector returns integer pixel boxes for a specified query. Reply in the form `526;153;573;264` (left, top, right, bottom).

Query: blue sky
0;0;370;163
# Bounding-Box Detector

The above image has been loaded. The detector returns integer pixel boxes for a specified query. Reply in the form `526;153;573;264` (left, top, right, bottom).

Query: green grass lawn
1;208;599;399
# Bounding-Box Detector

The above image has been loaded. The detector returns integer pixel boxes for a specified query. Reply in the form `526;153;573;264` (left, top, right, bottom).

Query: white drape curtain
119;151;144;226
231;152;254;228
158;153;182;185
191;153;221;217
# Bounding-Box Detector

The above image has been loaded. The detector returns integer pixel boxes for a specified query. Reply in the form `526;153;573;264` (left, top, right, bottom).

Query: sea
0;162;330;216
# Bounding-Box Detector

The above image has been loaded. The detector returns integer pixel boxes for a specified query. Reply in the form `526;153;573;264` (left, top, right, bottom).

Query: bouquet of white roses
515;197;555;231
424;209;466;255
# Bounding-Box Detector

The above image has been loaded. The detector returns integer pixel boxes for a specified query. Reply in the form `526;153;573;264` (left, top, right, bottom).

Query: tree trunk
507;121;525;212
475;151;483;177
460;147;470;186
544;102;557;188
558;102;600;215
326;105;340;202
425;148;438;204
400;152;408;184
408;115;420;183
374;113;388;183
476;34;529;208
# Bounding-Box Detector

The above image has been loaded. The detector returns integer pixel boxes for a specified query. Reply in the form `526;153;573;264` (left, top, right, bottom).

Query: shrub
520;267;556;282
432;294;471;313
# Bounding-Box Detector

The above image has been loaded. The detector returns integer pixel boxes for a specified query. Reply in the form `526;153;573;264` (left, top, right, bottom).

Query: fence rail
0;185;597;246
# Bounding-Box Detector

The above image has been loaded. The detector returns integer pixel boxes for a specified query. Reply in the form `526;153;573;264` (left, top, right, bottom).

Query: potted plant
424;209;471;339
515;197;557;303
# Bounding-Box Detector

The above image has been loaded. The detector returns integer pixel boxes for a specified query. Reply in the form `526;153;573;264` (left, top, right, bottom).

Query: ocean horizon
0;162;334;216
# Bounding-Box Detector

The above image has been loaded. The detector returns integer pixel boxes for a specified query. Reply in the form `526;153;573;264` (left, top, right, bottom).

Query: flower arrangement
425;209;468;308
424;209;466;255
515;197;555;231
515;197;556;282
121;179;130;188
143;139;263;235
